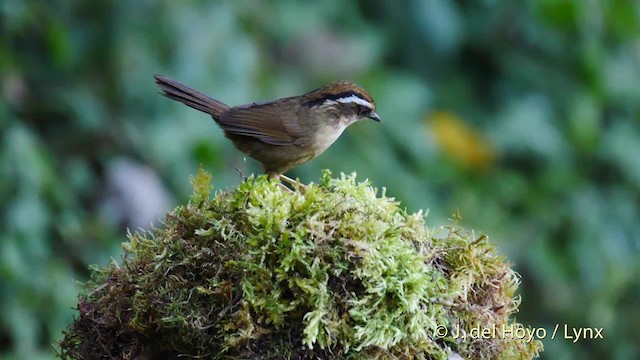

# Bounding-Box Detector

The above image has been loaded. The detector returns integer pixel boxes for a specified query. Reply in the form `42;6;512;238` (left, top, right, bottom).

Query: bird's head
303;81;381;125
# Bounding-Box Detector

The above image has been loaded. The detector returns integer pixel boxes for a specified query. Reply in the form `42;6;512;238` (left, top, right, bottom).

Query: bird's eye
357;105;370;117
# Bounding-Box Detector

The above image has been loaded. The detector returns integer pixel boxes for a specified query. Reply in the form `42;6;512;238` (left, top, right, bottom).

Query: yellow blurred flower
428;111;497;170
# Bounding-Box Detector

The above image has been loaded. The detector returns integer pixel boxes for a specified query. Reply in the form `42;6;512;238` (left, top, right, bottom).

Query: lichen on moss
59;169;543;359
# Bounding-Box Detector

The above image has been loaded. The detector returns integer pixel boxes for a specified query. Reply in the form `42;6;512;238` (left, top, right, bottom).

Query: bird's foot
278;183;294;192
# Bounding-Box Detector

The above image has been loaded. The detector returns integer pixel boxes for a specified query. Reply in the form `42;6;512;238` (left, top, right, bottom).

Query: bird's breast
308;122;348;155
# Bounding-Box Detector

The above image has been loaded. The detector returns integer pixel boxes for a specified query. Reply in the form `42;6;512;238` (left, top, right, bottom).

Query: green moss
59;169;543;359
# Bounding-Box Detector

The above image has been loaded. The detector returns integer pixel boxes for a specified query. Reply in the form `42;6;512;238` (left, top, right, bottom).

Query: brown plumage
154;75;380;178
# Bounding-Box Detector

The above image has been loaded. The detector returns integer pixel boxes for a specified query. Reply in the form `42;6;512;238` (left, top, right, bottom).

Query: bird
154;75;380;185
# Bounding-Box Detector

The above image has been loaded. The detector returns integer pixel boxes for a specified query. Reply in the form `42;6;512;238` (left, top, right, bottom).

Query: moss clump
59;169;543;359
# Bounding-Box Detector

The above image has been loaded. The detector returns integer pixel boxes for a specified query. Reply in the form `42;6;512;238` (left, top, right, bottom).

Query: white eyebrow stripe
322;100;339;106
335;95;373;109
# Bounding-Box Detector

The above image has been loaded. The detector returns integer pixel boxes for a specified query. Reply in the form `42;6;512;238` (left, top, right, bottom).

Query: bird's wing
217;99;305;146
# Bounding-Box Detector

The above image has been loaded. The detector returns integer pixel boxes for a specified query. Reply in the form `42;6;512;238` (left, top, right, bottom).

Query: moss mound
59;169;542;359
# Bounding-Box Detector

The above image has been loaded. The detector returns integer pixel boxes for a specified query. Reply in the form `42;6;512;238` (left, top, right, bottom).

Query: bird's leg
266;172;305;192
279;174;306;190
266;171;293;192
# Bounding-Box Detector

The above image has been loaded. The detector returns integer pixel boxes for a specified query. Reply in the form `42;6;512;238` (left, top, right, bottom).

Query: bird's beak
368;112;381;122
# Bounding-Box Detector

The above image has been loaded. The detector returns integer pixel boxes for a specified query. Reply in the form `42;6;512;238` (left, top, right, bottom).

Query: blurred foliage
0;0;639;359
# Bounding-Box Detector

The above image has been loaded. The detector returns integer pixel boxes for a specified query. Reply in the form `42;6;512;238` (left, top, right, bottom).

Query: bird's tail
154;75;231;120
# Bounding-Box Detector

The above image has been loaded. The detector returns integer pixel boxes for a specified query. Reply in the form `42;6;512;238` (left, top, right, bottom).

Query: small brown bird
154;75;380;182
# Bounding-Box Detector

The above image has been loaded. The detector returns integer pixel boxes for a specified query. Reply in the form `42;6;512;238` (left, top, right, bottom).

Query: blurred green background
1;0;639;359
